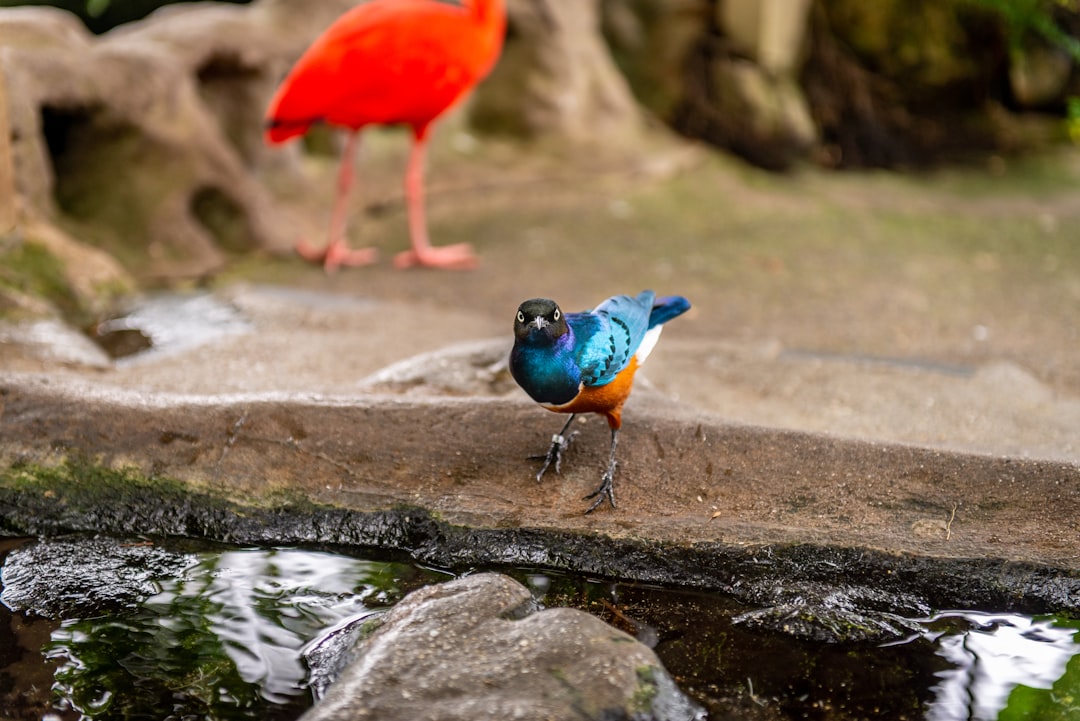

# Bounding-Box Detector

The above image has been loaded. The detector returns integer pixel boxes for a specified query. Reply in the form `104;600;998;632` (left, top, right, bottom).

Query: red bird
265;0;506;271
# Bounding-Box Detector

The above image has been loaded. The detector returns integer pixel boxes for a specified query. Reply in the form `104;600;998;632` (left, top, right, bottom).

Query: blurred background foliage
974;0;1080;58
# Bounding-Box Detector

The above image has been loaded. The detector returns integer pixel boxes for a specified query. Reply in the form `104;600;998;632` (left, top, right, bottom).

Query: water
917;612;1080;721
1;537;1078;721
90;293;252;362
0;538;445;720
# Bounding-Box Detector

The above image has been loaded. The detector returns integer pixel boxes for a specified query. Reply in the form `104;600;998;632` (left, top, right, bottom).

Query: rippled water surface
1;537;1077;720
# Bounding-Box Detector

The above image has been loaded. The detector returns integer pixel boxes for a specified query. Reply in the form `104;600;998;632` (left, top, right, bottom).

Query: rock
719;0;813;75
302;573;705;721
798;0;1070;167
1;7;236;278
1009;43;1074;109
732;582;929;644
2;374;1080;615
708;59;817;158
89;291;253;364
0;1;366;282
0;213;135;367
0;535;195;618
0;317;111;368
911;518;949;540
672;10;818;170
356;338;515;397
105;0;360;167
19;215;135;316
974;361;1055;405
813;0;983;92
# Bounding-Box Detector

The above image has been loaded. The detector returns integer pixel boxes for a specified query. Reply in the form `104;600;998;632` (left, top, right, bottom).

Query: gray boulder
302;572;704;721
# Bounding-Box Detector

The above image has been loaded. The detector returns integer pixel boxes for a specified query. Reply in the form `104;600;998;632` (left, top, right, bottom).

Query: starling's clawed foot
583;462;617;514
531;415;578;481
532;428;578;481
582;427;620;514
529;418;622;514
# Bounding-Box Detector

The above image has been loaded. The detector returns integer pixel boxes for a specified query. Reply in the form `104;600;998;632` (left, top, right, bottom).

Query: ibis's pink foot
392;242;478;270
296;238;378;273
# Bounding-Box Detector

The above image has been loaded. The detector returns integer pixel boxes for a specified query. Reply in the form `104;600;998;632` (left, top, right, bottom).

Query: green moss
1;457;195;504
631;665;660;712
353;614;387;642
0;240;80;319
2;455;337;511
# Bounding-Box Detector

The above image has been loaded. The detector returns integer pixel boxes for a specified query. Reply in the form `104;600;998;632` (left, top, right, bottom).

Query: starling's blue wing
567;291;655;388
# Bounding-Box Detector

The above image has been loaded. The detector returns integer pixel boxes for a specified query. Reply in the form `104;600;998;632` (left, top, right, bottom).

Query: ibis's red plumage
265;0;506;270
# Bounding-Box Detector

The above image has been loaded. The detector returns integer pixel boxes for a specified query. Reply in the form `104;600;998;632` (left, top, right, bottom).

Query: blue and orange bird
510;290;691;513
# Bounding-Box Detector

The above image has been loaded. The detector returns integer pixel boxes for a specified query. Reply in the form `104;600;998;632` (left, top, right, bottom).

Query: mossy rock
0;220;133;323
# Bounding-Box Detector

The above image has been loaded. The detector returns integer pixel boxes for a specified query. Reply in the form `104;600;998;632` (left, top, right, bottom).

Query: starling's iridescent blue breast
510;328;581;405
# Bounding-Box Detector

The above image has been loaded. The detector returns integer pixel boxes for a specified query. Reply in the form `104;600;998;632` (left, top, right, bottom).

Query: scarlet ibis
265;0;506;271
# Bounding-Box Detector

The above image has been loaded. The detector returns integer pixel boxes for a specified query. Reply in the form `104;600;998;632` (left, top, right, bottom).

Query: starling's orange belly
543;357;640;430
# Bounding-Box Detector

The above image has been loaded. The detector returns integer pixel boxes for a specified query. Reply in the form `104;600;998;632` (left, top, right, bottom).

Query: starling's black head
514;298;568;343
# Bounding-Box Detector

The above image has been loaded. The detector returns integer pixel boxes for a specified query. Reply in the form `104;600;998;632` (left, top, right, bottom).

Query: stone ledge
2;373;1078;616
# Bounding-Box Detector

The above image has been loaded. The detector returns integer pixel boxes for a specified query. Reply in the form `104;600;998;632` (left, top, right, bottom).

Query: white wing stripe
634;326;663;365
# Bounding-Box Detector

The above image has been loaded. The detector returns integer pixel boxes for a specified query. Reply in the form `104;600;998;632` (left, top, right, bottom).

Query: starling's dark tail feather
648;296;691;329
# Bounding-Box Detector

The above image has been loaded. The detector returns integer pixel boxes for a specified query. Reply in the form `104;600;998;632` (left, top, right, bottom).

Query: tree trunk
470;0;644;144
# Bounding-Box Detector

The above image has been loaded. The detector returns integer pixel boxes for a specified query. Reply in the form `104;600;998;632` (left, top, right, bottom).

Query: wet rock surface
301;572;705;721
731;582;930;644
0;536;195;618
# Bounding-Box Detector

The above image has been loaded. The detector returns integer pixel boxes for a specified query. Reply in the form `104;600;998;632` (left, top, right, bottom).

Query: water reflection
44;548;440;720
918;612;1080;721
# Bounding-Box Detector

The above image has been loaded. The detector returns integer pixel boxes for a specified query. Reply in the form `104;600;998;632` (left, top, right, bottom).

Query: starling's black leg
532;414;578;482
584;428;619;513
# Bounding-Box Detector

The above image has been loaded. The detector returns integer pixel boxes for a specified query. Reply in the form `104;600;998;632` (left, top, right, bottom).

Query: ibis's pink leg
392;127;478;270
296;131;378;272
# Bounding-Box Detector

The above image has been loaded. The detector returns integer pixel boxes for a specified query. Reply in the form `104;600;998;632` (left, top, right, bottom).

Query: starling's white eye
553;308;561;321
517;311;525;323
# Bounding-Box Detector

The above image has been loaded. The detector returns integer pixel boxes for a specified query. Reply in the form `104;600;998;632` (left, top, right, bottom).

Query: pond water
1;536;1077;721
